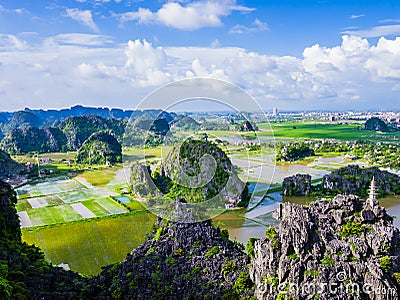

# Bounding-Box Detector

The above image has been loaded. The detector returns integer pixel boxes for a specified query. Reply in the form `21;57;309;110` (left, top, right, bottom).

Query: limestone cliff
250;194;400;300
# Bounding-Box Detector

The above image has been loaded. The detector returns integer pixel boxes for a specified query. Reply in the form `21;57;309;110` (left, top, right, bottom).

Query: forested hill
0;115;126;154
0;106;176;127
0;107;176;154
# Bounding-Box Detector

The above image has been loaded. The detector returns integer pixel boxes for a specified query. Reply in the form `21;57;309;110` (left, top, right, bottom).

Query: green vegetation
75;168;117;187
276;142;314;162
258;121;400;141
234;272;253;293
221;262;237;275
340;221;369;238
265;227;277;239
380;256;392;273
76;131;122;165
2;114;126;155
154;227;163;241
204;246;220;258
393;272;400;284
246;238;259;258
321;256;335;266
304;269;320;277
0;180;84;298
364;117;395;132
288;252;299;261
262;275;279;289
148;138;250;205
22;211;156;275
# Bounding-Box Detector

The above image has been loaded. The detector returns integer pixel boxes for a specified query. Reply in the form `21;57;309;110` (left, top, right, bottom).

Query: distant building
273;107;278;117
329;116;336;122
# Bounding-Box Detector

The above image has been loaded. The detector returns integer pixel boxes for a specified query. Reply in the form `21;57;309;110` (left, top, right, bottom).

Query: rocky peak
251;194;400;299
88;197;254;299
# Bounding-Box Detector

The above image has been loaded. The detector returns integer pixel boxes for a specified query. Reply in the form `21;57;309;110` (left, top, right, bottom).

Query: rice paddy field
22;212;156;275
15;175;129;228
258;122;400;141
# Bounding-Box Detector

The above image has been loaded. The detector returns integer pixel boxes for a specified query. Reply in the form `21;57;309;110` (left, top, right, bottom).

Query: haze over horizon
1;0;400;111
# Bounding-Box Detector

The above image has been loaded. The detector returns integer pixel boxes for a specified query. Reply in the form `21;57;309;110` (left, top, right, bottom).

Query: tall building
272;107;278;117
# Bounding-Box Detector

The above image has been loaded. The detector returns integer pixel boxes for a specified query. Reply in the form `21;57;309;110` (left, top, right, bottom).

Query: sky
1;0;400;112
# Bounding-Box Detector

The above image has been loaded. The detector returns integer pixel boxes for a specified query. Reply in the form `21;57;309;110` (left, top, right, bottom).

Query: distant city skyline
1;1;400;111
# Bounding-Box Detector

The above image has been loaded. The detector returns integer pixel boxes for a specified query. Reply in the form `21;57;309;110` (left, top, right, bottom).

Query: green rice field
15;175;129;228
22;212;156;275
258;122;400;141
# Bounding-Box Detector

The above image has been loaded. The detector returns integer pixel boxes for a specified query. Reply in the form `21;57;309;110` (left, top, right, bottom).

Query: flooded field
16;171;129;228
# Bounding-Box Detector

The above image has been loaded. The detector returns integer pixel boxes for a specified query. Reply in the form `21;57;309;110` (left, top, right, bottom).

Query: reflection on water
220;192;400;246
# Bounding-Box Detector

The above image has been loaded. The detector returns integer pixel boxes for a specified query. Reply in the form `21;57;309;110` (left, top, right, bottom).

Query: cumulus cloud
119;0;254;30
1;34;400;110
229;18;268;34
64;8;99;32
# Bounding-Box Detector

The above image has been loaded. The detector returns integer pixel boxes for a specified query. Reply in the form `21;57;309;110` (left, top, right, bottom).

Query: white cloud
0;34;28;50
0;5;29;15
350;14;364;19
1;34;400;110
119;0;253;30
229;18;268;34
64;8;99;32
379;19;400;24
343;24;400;38
50;33;113;46
210;39;220;48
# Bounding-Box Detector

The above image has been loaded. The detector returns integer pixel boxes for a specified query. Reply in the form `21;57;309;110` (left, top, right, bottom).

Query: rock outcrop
239;121;258;132
87;198;254;299
276;142;315;162
283;174;312;196
0;150;22;177
322;165;400;197
154;139;249;206
364;117;391;132
250;194;400;299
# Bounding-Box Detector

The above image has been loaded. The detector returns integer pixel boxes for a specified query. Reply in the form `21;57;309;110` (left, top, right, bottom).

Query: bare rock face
130;164;162;198
282;174;312;196
250;194;400;300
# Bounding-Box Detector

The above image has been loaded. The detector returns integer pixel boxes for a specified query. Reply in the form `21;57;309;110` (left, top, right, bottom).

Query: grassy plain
22;211;156;276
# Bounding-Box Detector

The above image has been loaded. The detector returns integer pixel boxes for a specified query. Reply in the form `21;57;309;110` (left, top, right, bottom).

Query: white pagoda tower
367;176;378;207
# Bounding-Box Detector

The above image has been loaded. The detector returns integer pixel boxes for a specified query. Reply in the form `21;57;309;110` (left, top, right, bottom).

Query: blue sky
1;0;400;111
